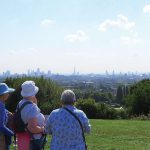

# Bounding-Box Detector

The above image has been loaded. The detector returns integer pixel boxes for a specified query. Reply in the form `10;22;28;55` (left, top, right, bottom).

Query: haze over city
0;0;150;74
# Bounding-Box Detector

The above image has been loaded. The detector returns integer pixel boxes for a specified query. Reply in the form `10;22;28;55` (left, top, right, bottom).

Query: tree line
4;77;150;119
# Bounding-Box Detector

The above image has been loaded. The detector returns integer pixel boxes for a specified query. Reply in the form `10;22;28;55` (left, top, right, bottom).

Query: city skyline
0;0;150;74
1;68;150;77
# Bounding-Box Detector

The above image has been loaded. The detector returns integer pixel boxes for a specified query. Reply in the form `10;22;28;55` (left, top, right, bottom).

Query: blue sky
0;0;150;74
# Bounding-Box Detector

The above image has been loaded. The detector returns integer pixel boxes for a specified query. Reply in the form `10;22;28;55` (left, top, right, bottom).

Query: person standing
0;83;15;150
46;89;91;150
16;81;45;150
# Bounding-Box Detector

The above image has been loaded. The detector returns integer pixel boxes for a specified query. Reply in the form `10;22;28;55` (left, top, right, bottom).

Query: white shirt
18;99;45;139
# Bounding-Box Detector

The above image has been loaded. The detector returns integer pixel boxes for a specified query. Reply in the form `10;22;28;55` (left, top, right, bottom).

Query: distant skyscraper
105;70;109;76
36;68;40;76
27;69;30;76
112;70;115;76
73;66;76;75
47;70;51;76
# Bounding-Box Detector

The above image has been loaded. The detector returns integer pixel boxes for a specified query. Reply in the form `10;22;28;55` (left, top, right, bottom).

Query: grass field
84;119;150;150
11;119;150;150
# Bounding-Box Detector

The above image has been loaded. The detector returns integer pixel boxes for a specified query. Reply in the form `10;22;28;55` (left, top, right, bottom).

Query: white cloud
98;14;135;32
143;4;150;13
64;30;88;43
40;19;55;27
120;35;141;45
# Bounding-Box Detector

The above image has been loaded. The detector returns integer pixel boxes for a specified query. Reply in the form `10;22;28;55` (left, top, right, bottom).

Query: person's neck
23;97;32;102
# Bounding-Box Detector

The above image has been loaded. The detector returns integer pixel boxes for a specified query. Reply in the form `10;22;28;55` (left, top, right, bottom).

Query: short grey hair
61;90;76;103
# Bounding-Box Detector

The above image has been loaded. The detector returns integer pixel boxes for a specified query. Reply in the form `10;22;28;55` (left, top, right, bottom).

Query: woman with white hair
46;89;91;150
16;81;45;150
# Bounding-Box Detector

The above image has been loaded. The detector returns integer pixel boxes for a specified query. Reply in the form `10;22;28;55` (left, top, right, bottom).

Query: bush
75;99;97;119
75;98;126;119
40;101;62;114
96;103;117;119
115;108;128;119
125;79;150;115
5;76;63;112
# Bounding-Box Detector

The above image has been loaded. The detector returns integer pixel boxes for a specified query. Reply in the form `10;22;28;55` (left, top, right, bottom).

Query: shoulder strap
17;101;33;130
18;101;32;112
63;107;87;149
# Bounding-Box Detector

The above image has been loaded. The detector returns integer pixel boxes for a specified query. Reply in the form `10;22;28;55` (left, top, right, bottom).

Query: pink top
17;132;30;150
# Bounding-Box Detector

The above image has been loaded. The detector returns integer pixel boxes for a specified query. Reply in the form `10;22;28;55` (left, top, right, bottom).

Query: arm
27;117;44;134
80;111;91;134
26;104;44;134
0;104;14;136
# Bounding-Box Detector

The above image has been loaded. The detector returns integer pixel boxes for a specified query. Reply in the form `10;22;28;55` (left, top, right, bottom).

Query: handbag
29;134;46;150
63;107;87;150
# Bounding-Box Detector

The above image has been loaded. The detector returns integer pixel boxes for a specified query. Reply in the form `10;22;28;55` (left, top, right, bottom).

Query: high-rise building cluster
0;68;52;78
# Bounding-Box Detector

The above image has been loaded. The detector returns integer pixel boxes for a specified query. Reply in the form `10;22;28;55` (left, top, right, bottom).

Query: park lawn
11;120;150;150
85;119;150;150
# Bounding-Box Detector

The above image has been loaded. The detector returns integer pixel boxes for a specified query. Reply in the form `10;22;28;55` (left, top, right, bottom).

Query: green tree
125;86;129;96
116;85;123;104
5;76;63;113
125;79;150;115
75;98;97;118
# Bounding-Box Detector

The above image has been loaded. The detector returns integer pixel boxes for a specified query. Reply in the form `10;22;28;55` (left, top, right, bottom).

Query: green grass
11;120;150;150
84;119;150;150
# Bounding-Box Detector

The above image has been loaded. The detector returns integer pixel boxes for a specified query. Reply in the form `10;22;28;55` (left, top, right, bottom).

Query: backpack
13;101;32;133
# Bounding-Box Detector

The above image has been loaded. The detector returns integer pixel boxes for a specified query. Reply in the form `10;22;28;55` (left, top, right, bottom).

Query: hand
41;126;45;133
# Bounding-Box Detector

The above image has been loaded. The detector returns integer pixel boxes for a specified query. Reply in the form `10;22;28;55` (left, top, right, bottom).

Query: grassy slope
11;120;150;150
85;120;150;150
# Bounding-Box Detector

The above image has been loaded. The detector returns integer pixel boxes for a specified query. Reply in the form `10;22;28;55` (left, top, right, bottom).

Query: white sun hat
21;81;39;97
